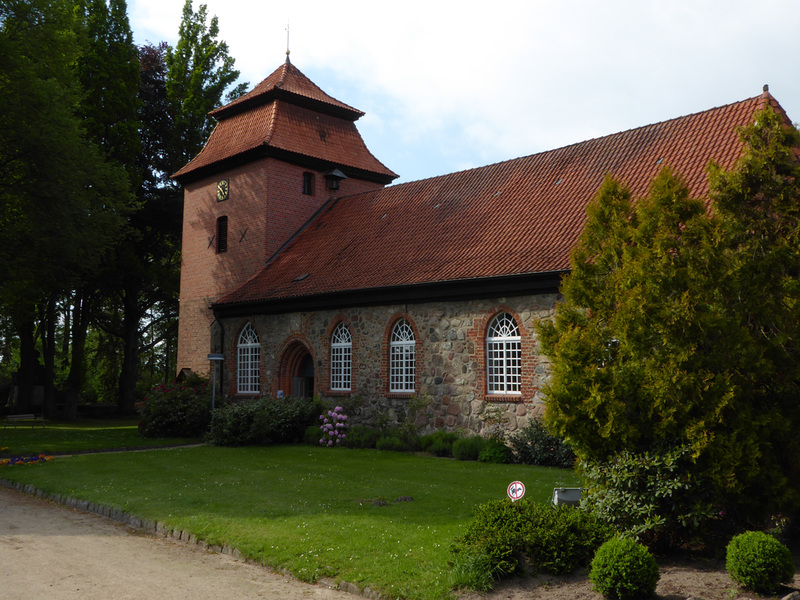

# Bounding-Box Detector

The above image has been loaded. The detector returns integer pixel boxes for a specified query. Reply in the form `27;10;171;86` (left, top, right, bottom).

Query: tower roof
210;58;364;121
172;60;397;184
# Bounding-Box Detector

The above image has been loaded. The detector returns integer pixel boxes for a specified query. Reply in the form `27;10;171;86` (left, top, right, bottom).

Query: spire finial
285;22;291;63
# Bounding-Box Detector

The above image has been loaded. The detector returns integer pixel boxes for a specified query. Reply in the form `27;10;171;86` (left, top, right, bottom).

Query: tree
0;0;130;412
538;108;800;534
165;0;247;171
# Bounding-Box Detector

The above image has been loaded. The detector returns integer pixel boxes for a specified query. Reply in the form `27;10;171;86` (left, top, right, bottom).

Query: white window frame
486;313;522;395
390;319;415;393
237;323;260;394
330;322;352;391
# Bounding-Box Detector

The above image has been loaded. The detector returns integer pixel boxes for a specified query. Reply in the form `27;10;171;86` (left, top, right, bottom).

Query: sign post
507;481;525;502
207;353;225;411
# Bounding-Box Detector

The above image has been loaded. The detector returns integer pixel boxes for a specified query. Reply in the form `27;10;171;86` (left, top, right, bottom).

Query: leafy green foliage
539;109;800;532
589;537;660;600
477;438;513;464
376;435;407;452
509;419;575;468
452;435;488;461
342;425;381;449
0;0;130;318
166;0;247;170
420;430;460;457
207;396;315;446
580;446;714;549
725;531;795;594
138;380;211;437
451;499;614;580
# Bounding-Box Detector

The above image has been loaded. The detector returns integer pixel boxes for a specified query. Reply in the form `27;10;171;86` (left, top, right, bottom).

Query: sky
128;0;800;185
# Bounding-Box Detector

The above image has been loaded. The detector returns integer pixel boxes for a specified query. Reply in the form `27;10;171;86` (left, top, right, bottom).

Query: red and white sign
507;481;525;502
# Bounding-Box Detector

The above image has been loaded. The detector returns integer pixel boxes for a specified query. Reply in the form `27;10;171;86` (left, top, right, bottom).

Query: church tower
173;58;397;375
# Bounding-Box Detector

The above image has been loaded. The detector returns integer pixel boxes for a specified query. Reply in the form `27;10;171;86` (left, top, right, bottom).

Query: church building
173;57;791;434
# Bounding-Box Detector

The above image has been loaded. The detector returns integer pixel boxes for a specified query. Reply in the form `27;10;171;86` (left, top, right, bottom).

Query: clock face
216;179;229;202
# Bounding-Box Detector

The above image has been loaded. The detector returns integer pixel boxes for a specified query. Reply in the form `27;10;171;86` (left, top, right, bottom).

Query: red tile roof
216;91;787;309
211;58;364;121
172;59;397;183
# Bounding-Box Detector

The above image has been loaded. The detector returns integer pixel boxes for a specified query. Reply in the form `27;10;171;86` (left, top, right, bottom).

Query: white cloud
129;0;800;183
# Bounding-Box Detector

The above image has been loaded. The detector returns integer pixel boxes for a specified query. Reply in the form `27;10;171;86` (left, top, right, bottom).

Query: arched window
486;313;521;395
330;322;352;391
237;323;260;393
390;319;415;393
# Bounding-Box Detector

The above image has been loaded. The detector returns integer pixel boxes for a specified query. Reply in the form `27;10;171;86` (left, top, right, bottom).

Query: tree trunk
64;289;90;419
41;297;57;417
14;320;37;413
117;282;140;414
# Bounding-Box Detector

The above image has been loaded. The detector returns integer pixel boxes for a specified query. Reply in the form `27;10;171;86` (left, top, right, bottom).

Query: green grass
0;444;579;600
0;418;199;455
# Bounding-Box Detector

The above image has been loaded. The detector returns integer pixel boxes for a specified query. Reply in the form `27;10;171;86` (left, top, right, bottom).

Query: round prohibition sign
507;481;525;502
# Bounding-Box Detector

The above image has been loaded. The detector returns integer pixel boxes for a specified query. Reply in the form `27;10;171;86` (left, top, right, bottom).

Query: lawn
0;442;579;600
0;418;199;455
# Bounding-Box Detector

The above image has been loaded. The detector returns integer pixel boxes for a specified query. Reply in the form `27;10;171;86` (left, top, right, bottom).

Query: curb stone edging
0;477;382;599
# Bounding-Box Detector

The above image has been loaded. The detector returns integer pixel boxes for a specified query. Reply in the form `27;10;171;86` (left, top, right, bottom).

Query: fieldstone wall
218;292;560;436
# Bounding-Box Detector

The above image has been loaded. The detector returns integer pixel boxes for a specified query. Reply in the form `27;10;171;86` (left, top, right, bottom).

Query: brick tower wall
176;156;386;375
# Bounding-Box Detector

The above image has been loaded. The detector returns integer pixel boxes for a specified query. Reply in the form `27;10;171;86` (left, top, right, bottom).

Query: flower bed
0;454;53;467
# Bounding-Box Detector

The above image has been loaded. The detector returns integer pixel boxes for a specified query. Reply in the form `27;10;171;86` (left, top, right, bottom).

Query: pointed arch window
390;319;415;393
486;313;521;395
237;323;260;394
330;322;352;391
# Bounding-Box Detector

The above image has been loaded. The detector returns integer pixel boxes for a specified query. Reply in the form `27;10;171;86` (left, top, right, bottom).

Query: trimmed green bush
376;435;407;452
420;430;460;457
509;418;575;468
589;537;659;600
453;435;488;461
477;438;513;464
451;498;614;579
138;380;211;438
726;531;794;594
207;396;315;446
342;425;381;449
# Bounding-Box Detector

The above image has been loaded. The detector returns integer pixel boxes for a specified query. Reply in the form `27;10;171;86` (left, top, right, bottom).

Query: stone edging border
0;477;383;600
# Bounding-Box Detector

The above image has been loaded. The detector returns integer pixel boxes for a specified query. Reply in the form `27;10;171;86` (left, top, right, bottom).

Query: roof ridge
387;94;766;188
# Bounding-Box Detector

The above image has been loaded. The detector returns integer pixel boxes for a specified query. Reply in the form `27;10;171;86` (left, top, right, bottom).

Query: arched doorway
293;353;315;398
277;340;315;398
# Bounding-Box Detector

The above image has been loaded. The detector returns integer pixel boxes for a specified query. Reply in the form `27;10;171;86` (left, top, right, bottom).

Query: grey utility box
552;487;583;507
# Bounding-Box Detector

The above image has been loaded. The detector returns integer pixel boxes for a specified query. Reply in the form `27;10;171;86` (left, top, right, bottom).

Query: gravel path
0;486;358;600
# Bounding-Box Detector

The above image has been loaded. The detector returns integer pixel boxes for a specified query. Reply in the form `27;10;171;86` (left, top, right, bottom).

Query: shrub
726;531;794;594
319;405;349;446
138;380;211;438
477;438;513;464
376;435;407;452
420;430;460;457
207;396;315;446
451;498;614;580
453;435;488;461
509;418;575;468
580;445;714;549
589;537;659;600
343;425;381;449
303;424;320;445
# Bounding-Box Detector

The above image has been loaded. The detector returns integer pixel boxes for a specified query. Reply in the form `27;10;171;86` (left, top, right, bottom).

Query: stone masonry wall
219;292;560;436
